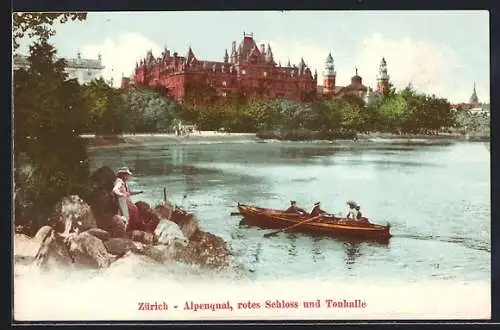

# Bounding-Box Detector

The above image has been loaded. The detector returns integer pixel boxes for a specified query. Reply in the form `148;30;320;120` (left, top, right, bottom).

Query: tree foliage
14;41;90;233
13;12;87;50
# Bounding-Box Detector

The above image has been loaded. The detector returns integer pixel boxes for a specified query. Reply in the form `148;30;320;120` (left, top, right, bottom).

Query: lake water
87;138;490;283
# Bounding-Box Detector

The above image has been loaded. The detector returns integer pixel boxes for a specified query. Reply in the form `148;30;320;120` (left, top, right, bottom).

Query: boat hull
237;204;392;243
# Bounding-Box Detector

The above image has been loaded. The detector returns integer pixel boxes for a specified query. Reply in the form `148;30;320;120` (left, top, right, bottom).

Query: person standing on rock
113;167;142;228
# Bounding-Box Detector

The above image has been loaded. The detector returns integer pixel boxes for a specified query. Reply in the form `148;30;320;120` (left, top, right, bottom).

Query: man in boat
285;200;308;215
310;201;327;217
355;205;362;220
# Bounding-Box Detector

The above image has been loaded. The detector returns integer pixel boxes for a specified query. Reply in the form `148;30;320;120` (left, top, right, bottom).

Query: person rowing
285;200;308;216
310;201;327;217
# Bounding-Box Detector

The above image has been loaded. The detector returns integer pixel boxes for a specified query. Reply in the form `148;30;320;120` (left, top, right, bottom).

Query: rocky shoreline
14;167;232;273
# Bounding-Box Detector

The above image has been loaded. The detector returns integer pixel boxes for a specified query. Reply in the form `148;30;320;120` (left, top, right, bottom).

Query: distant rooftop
13;53;105;70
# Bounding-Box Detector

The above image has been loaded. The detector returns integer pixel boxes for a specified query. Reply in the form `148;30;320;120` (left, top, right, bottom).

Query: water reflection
287;234;298;257
311;237;324;263
343;241;362;269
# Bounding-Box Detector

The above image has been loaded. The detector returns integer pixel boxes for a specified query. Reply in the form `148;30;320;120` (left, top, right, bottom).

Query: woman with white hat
112;167;142;226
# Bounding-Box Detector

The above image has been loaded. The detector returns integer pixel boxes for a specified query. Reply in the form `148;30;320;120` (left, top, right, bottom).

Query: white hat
116;167;132;175
314;201;320;206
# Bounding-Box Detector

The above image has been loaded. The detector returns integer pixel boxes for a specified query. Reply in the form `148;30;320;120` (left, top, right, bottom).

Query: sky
15;11;490;103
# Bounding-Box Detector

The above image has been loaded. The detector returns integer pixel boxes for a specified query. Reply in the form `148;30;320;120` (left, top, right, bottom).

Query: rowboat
237;203;392;242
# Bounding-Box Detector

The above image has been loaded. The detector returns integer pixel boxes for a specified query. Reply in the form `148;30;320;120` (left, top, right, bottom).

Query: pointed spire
314;69;317;79
224;49;229;63
287;59;291;67
265;43;274;63
355;66;358;76
470;81;479;104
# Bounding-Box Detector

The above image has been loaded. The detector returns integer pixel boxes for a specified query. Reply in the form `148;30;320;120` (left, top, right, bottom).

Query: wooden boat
237;203;392;242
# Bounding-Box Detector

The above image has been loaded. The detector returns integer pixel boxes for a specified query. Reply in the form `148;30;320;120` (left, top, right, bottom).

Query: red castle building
121;33;390;103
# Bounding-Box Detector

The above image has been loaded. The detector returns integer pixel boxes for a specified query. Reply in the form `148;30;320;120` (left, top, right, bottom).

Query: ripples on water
47;139;490;283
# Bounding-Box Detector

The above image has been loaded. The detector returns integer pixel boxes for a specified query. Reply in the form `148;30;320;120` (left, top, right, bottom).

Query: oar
230;212;242;216
263;214;322;238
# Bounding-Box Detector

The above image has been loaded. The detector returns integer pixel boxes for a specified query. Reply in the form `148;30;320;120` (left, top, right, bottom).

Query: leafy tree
13;12;87;50
14;42;90;234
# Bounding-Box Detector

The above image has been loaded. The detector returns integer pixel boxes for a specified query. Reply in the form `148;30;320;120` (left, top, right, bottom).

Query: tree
14;41;90;233
13;12;87;51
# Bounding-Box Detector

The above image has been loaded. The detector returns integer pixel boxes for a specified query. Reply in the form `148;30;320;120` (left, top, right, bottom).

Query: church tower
469;82;479;105
376;57;390;96
323;52;336;96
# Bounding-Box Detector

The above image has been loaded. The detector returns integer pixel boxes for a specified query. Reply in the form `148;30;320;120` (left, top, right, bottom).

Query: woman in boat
285;200;308;215
346;201;358;219
112;167;143;229
310;201;327;217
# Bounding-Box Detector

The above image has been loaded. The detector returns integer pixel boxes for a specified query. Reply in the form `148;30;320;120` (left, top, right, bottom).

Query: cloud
348;33;474;103
82;32;162;87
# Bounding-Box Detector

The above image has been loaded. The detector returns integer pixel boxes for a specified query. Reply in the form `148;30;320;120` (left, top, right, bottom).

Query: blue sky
15;10;489;103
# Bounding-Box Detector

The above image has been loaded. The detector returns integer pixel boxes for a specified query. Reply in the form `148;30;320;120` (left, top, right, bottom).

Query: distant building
450;82;489;117
318;56;389;101
123;33;317;102
122;32;391;104
13;50;105;85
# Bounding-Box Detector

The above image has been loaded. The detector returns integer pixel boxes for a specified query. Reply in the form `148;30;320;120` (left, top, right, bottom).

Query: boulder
33;230;74;271
65;232;116;269
174;230;230;269
155;203;199;240
50;195;97;234
99;214;126;238
141;244;177;264
154;219;188;247
85;228;111;241
135;201;162;233
103;237;138;256
129;230;156;245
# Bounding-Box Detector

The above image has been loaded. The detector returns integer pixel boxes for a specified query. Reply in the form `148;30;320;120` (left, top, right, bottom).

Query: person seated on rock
285;200;308;216
310;201;327;217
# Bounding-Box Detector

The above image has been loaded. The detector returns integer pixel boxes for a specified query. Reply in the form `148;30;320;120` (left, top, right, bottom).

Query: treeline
76;80;458;138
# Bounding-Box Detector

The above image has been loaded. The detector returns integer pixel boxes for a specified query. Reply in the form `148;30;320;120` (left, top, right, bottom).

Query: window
263;72;267;77
241;69;246;75
222;92;227;97
222;81;227;86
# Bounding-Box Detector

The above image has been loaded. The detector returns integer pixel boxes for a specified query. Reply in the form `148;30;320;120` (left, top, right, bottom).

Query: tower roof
469;82;479;104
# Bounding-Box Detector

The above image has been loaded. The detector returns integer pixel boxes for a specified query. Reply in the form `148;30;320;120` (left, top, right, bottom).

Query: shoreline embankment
82;131;489;151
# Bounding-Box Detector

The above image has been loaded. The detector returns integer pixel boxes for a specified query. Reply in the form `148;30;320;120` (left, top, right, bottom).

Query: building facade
123;33;391;103
318;56;390;101
122;33;318;102
13;50;105;85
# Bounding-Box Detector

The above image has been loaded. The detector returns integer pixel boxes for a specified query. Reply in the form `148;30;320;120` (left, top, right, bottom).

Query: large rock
86;166;121;235
155;203;199;240
33;230;73;271
50;195;97;234
65;232;116;269
135;201;161;233
174;230;230;269
154;219;188;247
85;228;111;241
103;237;138;256
100;214;127;238
129;230;156;245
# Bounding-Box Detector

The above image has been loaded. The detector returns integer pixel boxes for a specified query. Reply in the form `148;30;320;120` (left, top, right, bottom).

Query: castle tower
469;82;479;105
376;57;390;95
323;52;336;96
